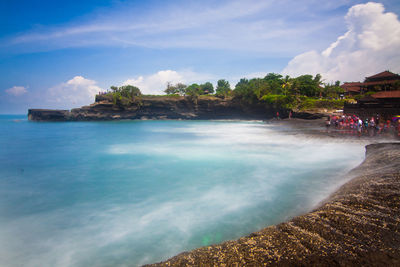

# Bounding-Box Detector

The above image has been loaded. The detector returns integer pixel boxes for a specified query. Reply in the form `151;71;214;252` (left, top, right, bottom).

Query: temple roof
365;71;400;80
341;82;362;92
363;80;400;86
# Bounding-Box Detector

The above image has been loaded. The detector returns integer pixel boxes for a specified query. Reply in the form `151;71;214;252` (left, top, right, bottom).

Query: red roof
363;80;400;86
365;71;400;80
372;90;400;99
342;82;362;86
341;82;362;92
345;86;361;92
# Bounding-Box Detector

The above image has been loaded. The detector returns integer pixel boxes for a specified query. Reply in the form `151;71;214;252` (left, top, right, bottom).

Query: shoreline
145;142;400;266
268;117;399;142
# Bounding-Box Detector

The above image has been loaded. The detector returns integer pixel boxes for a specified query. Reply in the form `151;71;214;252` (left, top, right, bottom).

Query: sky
1;0;400;113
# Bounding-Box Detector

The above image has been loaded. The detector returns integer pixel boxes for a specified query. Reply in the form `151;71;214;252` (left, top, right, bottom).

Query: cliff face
146;143;400;266
28;96;325;121
28;96;282;121
30;95;321;121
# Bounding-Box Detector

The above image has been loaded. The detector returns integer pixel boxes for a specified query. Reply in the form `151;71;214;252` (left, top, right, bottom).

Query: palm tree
281;75;292;96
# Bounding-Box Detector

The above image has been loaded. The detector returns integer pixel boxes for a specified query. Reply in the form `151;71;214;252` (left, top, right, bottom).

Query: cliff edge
28;96;324;121
146;143;400;266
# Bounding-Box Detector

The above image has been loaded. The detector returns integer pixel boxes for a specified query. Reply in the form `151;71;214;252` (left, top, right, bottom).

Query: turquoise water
0;115;366;266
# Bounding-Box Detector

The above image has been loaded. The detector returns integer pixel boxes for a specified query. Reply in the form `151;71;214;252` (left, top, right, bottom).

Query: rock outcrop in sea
28;95;323;121
146;143;400;266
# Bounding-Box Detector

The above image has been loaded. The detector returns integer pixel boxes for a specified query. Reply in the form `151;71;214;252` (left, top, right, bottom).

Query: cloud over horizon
123;70;215;95
5;86;28;96
46;76;102;108
282;2;400;82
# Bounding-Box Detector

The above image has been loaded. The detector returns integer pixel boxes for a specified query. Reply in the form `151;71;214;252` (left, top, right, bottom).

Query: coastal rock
28;97;289;121
27;109;70;121
292;111;325;120
146;143;400;266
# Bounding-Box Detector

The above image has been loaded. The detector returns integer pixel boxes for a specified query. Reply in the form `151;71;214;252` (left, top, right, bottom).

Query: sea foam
0;117;367;266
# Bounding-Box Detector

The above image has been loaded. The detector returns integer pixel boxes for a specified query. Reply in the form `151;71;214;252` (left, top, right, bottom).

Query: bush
261;94;296;109
298;97;346;110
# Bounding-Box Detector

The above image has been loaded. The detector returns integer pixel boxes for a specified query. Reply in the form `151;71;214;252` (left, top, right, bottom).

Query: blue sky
1;0;400;113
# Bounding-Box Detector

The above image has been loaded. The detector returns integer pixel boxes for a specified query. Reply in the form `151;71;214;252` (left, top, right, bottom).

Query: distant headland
28;71;400;122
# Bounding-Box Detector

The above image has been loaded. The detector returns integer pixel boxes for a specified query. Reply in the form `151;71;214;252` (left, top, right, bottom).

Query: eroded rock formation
28;96;323;121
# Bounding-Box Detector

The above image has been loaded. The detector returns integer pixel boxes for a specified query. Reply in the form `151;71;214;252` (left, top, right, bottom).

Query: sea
0;115;367;266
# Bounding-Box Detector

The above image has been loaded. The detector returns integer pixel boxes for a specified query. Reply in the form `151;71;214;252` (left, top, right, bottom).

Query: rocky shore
146;142;400;266
28;96;324;121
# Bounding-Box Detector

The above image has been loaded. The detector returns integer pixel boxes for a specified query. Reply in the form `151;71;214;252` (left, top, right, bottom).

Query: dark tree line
102;73;346;110
163;73;344;102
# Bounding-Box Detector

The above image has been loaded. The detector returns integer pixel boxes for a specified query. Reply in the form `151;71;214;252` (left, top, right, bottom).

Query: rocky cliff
28;96;271;121
146;143;400;266
28;96;324;121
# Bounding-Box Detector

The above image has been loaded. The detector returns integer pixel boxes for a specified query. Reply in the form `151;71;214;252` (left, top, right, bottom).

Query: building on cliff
341;70;400;96
343;90;400;119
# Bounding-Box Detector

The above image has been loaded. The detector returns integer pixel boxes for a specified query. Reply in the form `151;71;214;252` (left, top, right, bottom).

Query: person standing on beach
397;121;400;139
369;117;376;137
325;116;331;127
357;118;363;136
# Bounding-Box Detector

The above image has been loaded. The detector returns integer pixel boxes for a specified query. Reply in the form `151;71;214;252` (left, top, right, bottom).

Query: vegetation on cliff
98;73;349;112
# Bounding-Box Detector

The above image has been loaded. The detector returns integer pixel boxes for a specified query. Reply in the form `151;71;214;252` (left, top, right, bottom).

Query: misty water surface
0;116;367;266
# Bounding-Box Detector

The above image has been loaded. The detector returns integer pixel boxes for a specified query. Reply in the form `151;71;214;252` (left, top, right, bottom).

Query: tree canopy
157;73;348;110
107;85;142;106
200;82;214;94
215;79;232;98
164;82;187;95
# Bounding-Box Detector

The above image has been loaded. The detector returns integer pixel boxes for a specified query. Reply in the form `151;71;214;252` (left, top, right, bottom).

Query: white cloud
5;86;28;96
282;2;400;82
4;0;358;55
123;70;215;95
47;76;102;108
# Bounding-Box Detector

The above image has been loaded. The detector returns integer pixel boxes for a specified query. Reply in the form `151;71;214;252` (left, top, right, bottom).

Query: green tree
185;83;201;97
216;79;231;98
263;73;284;94
112;91;122;105
164;82;179;95
200;82;214;94
290;79;300;96
108;85;142;106
120;85;141;99
281;75;292;96
294;75;319;97
313;73;323;97
185;83;202;104
233;78;250;98
164;82;187;95
323;81;345;98
175;83;187;95
264;73;283;82
252;78;272;99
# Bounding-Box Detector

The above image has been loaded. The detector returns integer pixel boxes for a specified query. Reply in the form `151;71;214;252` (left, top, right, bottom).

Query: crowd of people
326;114;400;138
